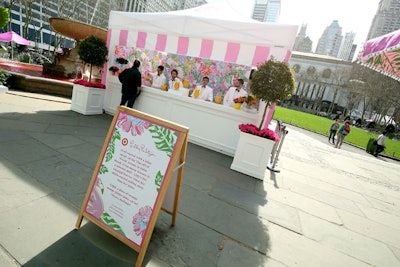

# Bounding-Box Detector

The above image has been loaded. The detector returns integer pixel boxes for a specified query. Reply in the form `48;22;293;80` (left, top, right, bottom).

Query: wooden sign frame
76;106;189;267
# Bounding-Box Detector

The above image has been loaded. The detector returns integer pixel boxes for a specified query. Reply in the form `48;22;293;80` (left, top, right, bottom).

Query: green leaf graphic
155;171;163;192
99;164;108;175
105;128;121;162
100;212;126;236
148;124;178;157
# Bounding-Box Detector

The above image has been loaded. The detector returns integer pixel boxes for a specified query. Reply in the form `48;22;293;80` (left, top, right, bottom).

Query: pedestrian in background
119;59;142;108
329;119;340;144
374;130;388;157
335;121;351;149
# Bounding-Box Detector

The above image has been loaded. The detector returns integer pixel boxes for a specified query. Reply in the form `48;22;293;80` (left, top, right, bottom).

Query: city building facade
337;31;356;61
315;20;343;57
286;51;354;114
293;24;313;53
367;0;400;40
252;0;281;23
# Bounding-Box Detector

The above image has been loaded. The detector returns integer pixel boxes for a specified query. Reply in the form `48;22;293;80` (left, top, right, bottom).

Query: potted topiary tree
77;35;108;82
230;58;295;180
71;35;108;115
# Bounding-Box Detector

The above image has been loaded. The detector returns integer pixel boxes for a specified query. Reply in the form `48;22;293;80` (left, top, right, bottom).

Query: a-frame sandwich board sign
76;106;189;267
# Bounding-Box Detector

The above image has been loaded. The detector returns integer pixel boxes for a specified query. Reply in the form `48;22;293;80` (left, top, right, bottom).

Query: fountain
46;18;107;81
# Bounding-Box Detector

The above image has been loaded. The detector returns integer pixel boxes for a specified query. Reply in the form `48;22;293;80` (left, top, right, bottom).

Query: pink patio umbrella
0;31;31;59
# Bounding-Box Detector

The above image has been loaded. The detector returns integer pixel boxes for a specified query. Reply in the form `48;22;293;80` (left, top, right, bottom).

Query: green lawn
273;106;400;159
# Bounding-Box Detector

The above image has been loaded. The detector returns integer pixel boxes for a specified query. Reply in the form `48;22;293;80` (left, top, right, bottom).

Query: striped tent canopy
358;29;400;81
107;1;298;67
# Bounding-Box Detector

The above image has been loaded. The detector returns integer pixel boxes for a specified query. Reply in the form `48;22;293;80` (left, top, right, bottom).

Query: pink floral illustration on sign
117;113;150;136
86;187;104;219
132;205;152;238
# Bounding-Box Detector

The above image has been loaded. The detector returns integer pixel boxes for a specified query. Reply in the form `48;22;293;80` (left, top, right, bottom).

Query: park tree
327;68;350;114
0;6;9;29
251;58;295;130
77;35;108;82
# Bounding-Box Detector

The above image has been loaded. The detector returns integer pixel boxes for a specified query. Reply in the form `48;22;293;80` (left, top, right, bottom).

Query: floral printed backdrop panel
85;111;180;247
361;49;400;80
111;46;166;85
110;46;252;96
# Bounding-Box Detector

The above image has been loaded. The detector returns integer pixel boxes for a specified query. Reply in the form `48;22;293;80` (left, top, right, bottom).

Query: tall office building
337;31;356;61
315;20;343;57
293;24;313;53
252;0;281;23
366;0;400;40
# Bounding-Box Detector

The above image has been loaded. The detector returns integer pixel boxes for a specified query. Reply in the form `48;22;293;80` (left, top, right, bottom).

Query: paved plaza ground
1;90;399;266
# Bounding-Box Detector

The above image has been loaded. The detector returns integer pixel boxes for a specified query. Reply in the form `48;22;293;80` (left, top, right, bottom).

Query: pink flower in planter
117;113;150;136
132;205;152;238
73;79;105;89
239;124;279;142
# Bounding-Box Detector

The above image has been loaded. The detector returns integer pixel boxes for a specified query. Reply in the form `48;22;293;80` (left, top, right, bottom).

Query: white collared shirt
223;86;248;106
193;85;213;101
150;73;167;89
168;77;183;90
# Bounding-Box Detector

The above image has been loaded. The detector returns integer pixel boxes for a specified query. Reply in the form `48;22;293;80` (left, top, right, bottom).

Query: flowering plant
239;123;279;142
109;66;119;73
234;96;247;103
73;79;106;89
244;95;257;105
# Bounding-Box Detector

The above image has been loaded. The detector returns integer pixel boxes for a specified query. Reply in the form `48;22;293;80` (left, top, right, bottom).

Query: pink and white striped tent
103;1;298;124
105;2;298;71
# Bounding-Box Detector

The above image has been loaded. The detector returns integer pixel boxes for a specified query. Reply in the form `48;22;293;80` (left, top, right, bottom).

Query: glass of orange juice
193;88;200;98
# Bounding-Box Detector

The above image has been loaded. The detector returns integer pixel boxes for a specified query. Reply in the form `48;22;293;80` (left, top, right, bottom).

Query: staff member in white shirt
192;76;213;101
147;65;167;89
168;69;183;90
223;78;247;107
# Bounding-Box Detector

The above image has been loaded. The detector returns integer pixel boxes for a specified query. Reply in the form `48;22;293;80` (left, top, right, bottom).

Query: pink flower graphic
86;187;104;219
117;113;150;136
132;206;152;238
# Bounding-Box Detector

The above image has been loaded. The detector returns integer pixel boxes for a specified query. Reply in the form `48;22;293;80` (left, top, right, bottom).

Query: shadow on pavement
1;103;272;266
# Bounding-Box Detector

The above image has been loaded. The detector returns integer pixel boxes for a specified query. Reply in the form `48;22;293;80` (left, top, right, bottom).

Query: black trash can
366;138;377;154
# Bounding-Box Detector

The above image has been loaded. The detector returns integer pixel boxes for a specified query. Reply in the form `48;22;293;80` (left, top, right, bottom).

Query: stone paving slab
0;137;59;165
299;211;399;266
267;223;370;267
263;181;343;225
337;208;400;249
180;184;268;254
217;239;286;267
210;181;302;234
0;195;77;265
356;202;400;230
281;172;364;216
27;132;87;149
0;158;51;214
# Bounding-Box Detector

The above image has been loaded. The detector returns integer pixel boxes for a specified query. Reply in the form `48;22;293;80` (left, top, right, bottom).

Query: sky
208;0;381;51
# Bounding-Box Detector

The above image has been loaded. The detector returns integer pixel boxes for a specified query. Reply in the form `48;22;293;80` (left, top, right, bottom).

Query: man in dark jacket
118;60;141;108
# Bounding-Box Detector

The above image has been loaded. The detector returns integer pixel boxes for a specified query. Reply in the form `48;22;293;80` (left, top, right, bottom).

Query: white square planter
230;131;276;180
71;84;105;115
0;85;8;94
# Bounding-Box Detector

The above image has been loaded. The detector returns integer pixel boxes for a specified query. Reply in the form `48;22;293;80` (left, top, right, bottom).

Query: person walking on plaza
374;130;388;157
335;121;351;149
118;60;142;108
328;119;340;144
